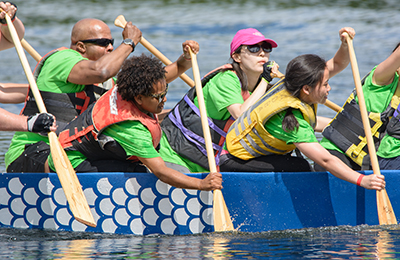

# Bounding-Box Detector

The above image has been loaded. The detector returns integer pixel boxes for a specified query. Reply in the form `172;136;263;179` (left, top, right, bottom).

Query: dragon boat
0;170;398;235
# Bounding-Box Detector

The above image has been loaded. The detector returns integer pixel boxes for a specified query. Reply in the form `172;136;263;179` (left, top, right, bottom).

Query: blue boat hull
0;170;397;235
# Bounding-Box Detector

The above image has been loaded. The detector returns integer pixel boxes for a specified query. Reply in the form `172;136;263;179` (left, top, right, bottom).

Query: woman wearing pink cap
159;28;279;172
219;28;386;191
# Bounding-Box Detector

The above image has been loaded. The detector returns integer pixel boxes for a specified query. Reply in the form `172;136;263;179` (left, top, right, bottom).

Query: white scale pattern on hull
0;175;214;235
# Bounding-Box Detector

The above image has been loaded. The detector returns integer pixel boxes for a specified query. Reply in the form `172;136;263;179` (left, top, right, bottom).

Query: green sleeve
358;66;399;113
102;120;160;159
158;132;208;173
36;49;87;93
195;71;244;120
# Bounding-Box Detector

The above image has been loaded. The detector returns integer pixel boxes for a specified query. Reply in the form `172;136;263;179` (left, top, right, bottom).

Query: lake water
1;0;400;258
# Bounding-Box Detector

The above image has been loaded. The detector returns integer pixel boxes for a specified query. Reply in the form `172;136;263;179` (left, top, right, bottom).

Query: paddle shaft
344;33;397;225
21;39;41;62
344;34;379;174
189;49;216;172
114;15;194;87
189;48;234;232
4;12;96;227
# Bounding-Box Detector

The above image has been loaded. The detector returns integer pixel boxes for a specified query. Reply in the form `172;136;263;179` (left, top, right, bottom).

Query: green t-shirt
194;70;245;120
320;66;399;159
159;70;244;172
5;49;87;168
265;109;318;144
49;120;160;171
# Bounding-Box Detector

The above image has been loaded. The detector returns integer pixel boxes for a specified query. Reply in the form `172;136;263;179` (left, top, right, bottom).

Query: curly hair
116;54;166;102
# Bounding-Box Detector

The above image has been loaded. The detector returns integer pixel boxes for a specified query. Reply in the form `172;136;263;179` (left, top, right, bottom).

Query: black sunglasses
243;42;272;53
150;84;168;103
80;38;114;47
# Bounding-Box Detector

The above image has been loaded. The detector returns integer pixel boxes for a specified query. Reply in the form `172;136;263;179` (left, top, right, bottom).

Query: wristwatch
122;38;135;52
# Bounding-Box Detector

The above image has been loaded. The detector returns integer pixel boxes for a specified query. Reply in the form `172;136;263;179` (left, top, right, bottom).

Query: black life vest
322;77;400;168
161;64;248;170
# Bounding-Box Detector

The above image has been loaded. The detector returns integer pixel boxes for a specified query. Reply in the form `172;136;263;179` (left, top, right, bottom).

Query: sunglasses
243;43;272;53
80;38;114;47
150;84;168;103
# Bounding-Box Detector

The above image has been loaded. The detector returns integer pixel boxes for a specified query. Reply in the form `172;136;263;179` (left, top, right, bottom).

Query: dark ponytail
282;54;326;132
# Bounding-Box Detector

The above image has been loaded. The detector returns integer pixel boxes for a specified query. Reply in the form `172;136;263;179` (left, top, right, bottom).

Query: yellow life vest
226;79;317;160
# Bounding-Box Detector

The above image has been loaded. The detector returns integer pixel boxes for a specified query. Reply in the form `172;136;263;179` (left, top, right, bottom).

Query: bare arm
0;108;28;131
0;109;57;132
139;156;223;190
68;22;142;85
295;142;385;190
373;45;400;86
165;40;199;83
0;2;24;51
227;62;280;119
314;116;331;132
326;27;355;78
0;83;28;103
227;79;268;119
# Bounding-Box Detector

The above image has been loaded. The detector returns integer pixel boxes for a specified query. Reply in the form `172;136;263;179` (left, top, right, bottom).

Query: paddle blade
213;190;234;231
377;189;397;225
114;15;127;28
48;132;96;227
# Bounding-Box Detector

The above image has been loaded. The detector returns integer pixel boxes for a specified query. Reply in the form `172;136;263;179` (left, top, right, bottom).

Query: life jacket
20;47;115;133
387;102;400;139
161;64;250;170
58;86;162;162
226;78;317;160
323;80;400;168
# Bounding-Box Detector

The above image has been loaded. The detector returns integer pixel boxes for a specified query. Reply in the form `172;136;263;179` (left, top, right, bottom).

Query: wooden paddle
344;32;397;225
3;11;96;227
188;48;234;232
21;39;41;62
114;15;195;87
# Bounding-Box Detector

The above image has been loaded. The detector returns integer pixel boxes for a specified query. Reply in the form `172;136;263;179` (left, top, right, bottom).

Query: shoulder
207;70;240;91
47;48;87;62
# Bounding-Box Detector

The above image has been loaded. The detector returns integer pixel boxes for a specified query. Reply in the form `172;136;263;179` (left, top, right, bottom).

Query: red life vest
58;86;161;162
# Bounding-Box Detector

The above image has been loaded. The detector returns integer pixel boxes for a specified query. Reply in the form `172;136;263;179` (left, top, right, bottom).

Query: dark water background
1;0;400;258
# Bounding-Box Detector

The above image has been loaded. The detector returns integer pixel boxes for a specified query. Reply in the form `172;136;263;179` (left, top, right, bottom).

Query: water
1;0;400;258
2;226;400;259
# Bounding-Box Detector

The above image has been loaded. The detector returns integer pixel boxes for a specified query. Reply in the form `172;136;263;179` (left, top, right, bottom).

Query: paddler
158;28;281;173
221;27;385;191
317;42;400;171
50;54;222;191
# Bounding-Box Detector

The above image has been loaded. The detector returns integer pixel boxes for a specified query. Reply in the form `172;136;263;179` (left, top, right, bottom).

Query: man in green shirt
6;17;142;173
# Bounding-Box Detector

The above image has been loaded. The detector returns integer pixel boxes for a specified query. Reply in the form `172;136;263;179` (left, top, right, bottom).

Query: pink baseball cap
230;28;278;56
